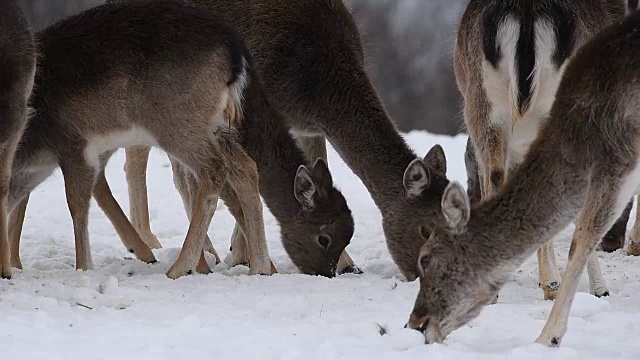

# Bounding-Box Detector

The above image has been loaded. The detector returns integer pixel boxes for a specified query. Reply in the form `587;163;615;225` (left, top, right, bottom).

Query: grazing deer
408;10;640;346
457;0;628;300
111;0;450;281
6;0;330;279
0;1;36;279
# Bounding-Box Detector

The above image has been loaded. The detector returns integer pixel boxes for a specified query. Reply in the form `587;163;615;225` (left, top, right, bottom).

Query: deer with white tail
407;9;640;346
458;0;629;301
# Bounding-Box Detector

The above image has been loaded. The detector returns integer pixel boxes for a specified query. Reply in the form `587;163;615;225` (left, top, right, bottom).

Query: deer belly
84;127;158;168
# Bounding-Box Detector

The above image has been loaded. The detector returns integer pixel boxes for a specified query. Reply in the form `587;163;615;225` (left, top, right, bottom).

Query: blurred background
16;0;468;135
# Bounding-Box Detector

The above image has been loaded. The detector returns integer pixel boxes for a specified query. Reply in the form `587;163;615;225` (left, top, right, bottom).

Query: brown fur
8;1;279;278
0;1;36;279
111;0;449;281
455;0;627;300
409;10;640;346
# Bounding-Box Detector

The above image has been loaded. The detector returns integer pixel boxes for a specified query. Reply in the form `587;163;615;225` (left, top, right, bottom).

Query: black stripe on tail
515;6;535;115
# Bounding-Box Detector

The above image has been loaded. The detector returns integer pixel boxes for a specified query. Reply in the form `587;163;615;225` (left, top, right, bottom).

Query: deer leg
221;183;276;273
586;251;609;297
600;199;632;252
464;137;482;205
170;158;220;264
297;134;360;274
226;149;273;275
9;194;29;269
60;158;97;271
628;195;640;255
537;240;562;300
93;170;156;263
536;173;633;347
124;146;162;249
166;154;227;279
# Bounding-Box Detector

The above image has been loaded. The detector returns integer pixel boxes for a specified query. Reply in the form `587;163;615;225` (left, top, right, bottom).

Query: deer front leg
221;184;276;273
537;240;562;300
0;186;9;279
9;194;29;269
60;159;96;271
226;151;273;275
536;176;628;347
627;195;640;255
170;158;220;264
124;146;162;249
464;137;482;205
586;250;609;297
93;171;156;264
297;134;361;275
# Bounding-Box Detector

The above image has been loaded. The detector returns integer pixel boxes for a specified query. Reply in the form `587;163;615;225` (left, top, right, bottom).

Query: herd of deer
0;0;638;349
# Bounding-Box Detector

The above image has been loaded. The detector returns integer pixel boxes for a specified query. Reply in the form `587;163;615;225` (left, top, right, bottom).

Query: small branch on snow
76;302;93;310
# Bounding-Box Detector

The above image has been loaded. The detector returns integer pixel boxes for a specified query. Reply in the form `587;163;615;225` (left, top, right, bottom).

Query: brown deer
0;1;36;279
7;0;355;279
407;10;640;346
457;0;628;300
108;0;450;281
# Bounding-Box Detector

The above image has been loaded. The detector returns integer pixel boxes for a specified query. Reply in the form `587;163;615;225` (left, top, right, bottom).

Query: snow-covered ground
2;131;640;360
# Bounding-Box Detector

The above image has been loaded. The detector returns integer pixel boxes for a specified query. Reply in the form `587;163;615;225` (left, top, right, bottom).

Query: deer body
0;1;36;279
9;0;283;278
456;0;627;299
409;10;640;346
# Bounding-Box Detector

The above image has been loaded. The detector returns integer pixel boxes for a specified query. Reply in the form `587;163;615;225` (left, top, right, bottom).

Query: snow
2;131;640;359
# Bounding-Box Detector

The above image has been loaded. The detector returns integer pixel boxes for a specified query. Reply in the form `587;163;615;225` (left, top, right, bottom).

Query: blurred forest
17;0;467;135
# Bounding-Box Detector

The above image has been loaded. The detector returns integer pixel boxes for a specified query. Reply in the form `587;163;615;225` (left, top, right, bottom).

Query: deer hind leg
93;169;156;264
124;146;162;249
225;146;273;275
537;240;562;300
9;194;29;269
586;251;609;297
165;150;228;279
170;157;220;265
628;195;640;255
600;199;632;252
0;142;18;279
60;156;98;271
221;183;276;273
296;134;361;275
536;168;639;347
464;137;482;205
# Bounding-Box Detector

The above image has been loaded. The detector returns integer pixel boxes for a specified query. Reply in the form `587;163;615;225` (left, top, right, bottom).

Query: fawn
7;0;348;279
408;9;640;346
457;0;628;300
107;0;450;281
0;1;36;279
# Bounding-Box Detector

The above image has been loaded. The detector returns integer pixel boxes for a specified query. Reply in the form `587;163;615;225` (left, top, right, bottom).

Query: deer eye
317;235;332;251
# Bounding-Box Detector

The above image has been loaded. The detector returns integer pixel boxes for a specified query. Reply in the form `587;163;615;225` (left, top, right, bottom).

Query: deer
0;1;36;280
6;0;354;279
457;0;628;300
407;9;640;346
96;0;450;282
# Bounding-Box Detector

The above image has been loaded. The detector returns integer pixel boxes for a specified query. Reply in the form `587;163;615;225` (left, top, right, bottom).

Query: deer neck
470;146;588;266
322;77;418;210
238;79;305;221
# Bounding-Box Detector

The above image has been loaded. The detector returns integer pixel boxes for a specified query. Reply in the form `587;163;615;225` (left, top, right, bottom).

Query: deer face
382;145;450;281
406;182;501;344
281;158;354;277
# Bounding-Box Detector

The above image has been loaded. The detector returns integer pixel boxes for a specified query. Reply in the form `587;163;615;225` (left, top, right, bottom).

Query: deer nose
406;313;429;333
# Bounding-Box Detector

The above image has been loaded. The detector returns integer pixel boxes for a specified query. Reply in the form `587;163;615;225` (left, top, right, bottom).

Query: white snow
2;131;640;359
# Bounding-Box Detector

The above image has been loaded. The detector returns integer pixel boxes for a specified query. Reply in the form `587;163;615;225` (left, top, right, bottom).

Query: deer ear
310;158;333;189
294;165;317;209
403;158;430;198
441;182;470;230
424;144;446;175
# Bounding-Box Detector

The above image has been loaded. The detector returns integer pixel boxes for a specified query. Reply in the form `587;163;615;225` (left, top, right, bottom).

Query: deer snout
406;313;445;344
406;313;429;333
